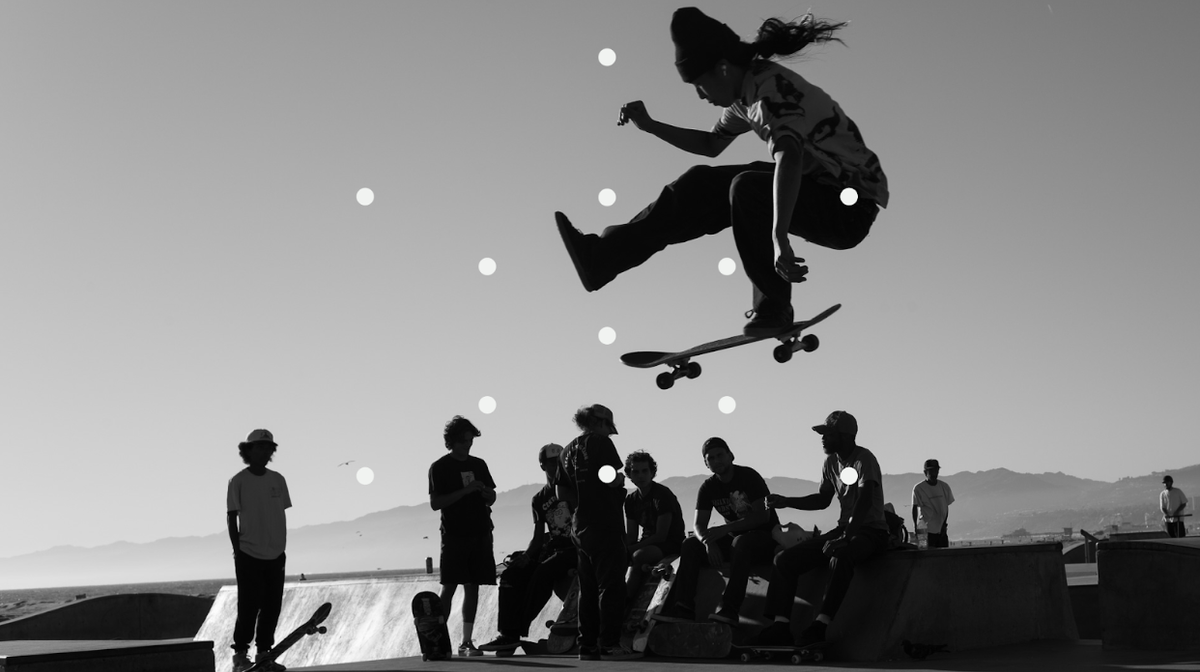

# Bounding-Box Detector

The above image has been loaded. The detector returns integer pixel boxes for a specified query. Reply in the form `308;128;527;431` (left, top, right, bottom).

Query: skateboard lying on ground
412;591;451;661
621;304;841;389
620;557;678;653
648;621;732;658
247;601;331;671
491;639;544;657
544;573;580;654
732;641;827;664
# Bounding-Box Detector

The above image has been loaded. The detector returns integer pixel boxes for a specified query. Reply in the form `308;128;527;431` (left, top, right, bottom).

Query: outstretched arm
619;100;734;157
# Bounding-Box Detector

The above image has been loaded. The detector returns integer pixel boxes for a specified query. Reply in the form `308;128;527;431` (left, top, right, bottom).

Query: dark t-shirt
428;453;496;536
560;433;625;538
625;482;686;551
531;483;575;557
696;464;779;531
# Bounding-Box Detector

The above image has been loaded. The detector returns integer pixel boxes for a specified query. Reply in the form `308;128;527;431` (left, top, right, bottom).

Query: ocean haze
1;463;1191;590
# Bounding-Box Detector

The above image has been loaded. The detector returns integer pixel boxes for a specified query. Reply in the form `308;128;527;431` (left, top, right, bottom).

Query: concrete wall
1099;537;1200;650
0;594;214;641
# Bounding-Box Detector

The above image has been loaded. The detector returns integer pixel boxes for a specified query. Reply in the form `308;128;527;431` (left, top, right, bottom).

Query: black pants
233;550;286;653
764;527;888;621
575;531;628;648
1166;520;1186;538
596;163;878;310
670;529;777;615
497;548;577;638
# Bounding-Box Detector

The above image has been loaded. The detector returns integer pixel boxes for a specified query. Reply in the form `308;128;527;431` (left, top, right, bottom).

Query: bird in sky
337;460;355;467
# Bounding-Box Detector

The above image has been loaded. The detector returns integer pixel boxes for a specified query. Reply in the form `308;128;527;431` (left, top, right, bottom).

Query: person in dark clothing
623;450;686;603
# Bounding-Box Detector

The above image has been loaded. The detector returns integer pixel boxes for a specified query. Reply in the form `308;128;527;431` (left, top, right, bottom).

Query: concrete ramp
1099;536;1200;650
195;577;565;671
0;594;213;641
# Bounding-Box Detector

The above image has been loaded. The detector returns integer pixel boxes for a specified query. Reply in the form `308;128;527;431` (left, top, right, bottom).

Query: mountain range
2;463;1194;589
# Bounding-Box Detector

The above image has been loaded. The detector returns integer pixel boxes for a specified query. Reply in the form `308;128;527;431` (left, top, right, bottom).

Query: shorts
440;532;497;586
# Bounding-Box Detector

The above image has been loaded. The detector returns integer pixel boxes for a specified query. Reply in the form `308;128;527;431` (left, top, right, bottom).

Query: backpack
884;508;911;548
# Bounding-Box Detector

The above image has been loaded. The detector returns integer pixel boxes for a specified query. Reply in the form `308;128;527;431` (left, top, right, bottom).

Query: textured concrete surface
0;639;213;672
0;594;214;641
1099;536;1200;650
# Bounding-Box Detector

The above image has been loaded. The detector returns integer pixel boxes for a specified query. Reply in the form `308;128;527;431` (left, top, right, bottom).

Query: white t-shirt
1161;488;1189;521
228;468;292;560
912;480;955;534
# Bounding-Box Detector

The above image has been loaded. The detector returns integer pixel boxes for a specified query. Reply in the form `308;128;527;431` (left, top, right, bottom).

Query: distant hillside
1;464;1195;589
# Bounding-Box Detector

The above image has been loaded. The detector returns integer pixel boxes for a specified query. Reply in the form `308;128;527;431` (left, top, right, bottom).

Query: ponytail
751;14;849;61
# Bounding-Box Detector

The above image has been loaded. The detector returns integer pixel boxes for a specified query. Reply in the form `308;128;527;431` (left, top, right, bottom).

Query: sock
816;614;831;625
462;622;474;644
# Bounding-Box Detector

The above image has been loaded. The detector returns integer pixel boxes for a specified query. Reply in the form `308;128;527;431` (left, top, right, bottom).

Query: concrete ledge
0;639;212;672
0;594;214;641
1099;537;1200;650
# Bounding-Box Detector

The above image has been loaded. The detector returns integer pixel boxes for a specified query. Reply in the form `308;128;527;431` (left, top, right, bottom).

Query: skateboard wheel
773;344;793;363
656;372;675;390
686;361;701;379
799;334;819;352
790;654;802;664
740;652;752;663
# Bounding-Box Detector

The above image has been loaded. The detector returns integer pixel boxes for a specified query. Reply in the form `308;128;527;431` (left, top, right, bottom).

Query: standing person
556;7;887;336
911;459;954;549
748;411;890;649
1161;475;1189;538
558;404;642;660
623;450;686;604
428;416;497;657
479;443;578;651
227;429;291;672
658;437;779;625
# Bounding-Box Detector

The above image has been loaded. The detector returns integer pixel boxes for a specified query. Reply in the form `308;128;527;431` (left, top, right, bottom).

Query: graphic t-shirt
712;60;889;208
227;468;291;560
560;433;625;538
696;465;779;531
428;453;496;536
911;480;955;534
624;482;686;552
531;483;575;557
823;446;888;532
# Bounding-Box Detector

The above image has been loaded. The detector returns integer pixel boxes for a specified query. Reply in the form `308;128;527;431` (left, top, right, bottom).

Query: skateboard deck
412;591;451;661
544;574;580;654
621;304;841;389
492;639;544;657
731;641;828;664
620;557;678;653
246;601;331;671
647;621;732;658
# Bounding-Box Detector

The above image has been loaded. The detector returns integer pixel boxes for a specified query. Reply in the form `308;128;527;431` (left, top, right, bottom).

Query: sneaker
555;211;608;292
600;642;644;661
253;652;285;671
795;621;827;648
708;607;739;625
747;621;793;647
478;634;520;651
578;644;602;661
457;640;484;657
743;305;795;337
231;653;252;672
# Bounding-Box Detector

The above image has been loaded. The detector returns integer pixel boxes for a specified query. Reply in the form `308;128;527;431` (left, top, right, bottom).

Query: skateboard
246;602;331;671
621;304;841;389
412;591;451;661
491;639;543;657
732;641;827;664
620;558;677;652
647;621;732;658
544;574;580;654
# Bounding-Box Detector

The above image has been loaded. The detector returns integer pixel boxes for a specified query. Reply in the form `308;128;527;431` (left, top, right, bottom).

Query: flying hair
743;12;850;63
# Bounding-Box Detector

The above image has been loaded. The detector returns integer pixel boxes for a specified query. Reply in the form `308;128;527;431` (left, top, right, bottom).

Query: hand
512;553;531;569
766;494;787;510
469;480;489;494
822;537;849;558
774;239;808;283
700;527;728;544
618;100;653;130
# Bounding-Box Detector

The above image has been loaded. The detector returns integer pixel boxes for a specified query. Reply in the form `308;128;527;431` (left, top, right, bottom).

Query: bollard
426;557;433;574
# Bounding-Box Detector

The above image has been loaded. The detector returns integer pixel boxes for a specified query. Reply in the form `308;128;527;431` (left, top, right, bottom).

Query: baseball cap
1163;475;1174;484
243;429;276;446
924;459;941;470
539;443;563;464
812;411;857;437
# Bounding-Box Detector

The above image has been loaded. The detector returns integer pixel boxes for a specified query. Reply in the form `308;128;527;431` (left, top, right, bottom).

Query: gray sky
1;0;1198;564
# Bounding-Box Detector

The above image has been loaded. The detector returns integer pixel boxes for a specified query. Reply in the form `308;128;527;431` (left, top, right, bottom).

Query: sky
1;0;1198;568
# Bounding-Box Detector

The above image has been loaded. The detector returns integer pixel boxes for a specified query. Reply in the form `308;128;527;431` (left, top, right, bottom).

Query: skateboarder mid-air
479;443;578;652
557;7;888;336
227;429;291;672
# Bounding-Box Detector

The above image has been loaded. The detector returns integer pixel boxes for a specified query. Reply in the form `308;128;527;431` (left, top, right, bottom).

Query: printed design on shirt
714;490;752;520
460;471;476;487
761;72;807;121
544;500;573;539
270;487;281;498
807;105;841;146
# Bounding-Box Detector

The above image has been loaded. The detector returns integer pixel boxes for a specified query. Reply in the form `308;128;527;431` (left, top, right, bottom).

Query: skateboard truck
657;361;702;390
773;333;819;364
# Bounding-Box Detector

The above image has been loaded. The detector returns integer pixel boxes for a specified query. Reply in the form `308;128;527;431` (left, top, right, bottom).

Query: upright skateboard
732;641;828;664
246;602;331;672
621;304;841;389
620;559;677;652
544;574;580;654
412;591;451;661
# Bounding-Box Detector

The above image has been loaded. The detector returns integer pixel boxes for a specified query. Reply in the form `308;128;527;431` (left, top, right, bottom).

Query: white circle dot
598;189;616;207
356;467;375;485
479;396;497;414
598;327;616;345
598;48;616;67
840;187;858;206
356;188;374;206
718;396;737;414
479;258;497;276
840;467;860;485
718;258;737;276
599;465;617;483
